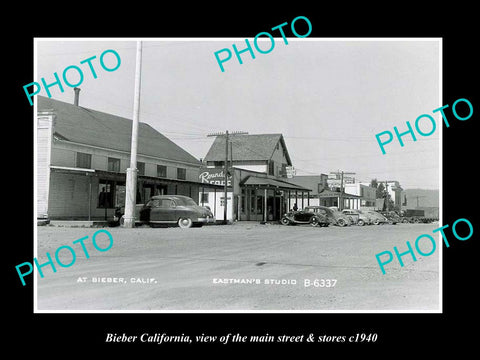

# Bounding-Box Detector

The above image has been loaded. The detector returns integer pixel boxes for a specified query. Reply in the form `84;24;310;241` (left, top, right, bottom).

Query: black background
7;4;478;355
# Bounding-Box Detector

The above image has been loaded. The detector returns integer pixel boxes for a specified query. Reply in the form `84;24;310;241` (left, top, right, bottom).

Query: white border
33;37;443;314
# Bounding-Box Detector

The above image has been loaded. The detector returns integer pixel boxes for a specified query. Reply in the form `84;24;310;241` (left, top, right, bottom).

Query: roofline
204;133;293;164
278;134;292;165
38;96;201;166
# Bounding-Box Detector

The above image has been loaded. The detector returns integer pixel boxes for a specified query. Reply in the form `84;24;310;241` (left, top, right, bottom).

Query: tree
376;183;385;199
370;178;378;189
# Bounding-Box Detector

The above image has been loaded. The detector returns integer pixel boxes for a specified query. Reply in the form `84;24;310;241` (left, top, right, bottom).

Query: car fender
176;208;198;221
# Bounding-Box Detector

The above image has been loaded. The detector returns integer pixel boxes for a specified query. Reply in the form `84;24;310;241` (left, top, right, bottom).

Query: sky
35;38;441;190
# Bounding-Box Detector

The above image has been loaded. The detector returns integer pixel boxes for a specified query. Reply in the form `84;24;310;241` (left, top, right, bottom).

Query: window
157;165;167;178
107;157;120;172
160;199;176;208
98;180;114;208
177;168;186;180
76;152;91;169
200;192;209;204
137;162;145;176
256;195;264;214
268;160;275;175
147;199;161;207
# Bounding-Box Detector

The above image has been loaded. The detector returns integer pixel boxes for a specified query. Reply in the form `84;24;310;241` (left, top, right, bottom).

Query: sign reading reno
199;169;232;186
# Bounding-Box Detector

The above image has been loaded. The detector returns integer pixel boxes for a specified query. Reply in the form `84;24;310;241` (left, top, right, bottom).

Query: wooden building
36;96;205;221
200;134;311;222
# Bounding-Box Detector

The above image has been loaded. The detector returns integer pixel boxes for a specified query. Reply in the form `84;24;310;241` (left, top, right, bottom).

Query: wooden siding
37;115;53;218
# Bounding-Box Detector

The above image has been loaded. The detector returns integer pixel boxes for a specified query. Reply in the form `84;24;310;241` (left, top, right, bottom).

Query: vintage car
341;209;371;226
362;210;389;225
115;195;215;228
304;206;352;227
281;209;329;227
379;211;401;224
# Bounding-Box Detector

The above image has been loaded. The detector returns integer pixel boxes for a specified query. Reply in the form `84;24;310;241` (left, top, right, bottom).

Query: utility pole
223;130;229;224
385;181;389;211
339;171;344;210
207;131;248;224
330;170;355;210
230;140;235;221
123;41;143;228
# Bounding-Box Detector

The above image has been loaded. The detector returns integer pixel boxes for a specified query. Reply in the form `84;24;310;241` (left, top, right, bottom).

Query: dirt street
34;222;440;312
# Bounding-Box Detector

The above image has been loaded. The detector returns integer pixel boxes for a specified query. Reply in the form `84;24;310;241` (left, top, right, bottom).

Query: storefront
317;189;362;210
47;166;207;221
199;167;311;222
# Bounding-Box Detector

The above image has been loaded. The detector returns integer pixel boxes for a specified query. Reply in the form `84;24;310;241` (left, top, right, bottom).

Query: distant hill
404;189;439;208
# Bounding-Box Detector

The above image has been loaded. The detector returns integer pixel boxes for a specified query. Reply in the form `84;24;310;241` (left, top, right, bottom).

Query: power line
206;131;248;224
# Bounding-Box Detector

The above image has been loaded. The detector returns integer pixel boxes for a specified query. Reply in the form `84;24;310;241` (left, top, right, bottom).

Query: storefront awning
241;176;311;192
50;165;95;175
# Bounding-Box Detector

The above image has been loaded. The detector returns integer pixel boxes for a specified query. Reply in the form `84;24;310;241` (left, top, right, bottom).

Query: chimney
73;87;81;106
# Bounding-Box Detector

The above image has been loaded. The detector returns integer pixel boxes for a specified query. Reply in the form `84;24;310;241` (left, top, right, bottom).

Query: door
140;198;161;222
150;198;177;223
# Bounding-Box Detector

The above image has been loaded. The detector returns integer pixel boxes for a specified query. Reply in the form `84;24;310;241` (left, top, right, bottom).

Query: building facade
384;181;406;210
359;180;406;210
37;96;205;221
344;183;377;208
200;134;310;222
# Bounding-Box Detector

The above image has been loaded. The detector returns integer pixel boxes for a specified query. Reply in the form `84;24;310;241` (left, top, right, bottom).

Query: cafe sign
199;168;232;186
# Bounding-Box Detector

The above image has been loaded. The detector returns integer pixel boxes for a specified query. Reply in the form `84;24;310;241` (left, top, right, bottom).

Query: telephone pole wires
207;131;248;224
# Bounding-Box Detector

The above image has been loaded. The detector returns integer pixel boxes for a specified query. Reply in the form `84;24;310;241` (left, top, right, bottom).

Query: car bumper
197;216;216;224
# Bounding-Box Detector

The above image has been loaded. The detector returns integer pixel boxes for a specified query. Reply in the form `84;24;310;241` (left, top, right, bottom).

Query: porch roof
317;189;362;198
240;176;311;192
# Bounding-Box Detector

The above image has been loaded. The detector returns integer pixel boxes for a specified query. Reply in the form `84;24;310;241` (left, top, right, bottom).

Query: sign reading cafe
199;169;232;186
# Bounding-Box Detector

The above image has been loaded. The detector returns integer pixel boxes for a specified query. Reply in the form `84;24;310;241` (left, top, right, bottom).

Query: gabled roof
204;133;292;165
37;96;200;166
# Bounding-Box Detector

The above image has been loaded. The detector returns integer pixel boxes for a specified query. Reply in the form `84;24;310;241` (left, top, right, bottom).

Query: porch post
264;188;267;222
273;188;277;220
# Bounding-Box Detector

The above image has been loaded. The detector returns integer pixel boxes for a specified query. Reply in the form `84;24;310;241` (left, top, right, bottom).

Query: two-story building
344;183;377;208
37;95;206;221
200;134;311;222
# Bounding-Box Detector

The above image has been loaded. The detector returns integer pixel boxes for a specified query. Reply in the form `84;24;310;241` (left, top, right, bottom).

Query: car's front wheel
357;219;365;226
310;217;320;227
280;217;290;225
178;217;193;228
337;218;346;227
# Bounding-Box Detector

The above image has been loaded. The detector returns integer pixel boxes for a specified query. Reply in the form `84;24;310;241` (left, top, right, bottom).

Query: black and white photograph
8;7;478;354
32;37;441;312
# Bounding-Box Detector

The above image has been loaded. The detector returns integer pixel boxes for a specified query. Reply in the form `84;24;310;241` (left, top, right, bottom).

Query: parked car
363;210;388;225
304;206;352;227
379;211;401;224
115;195;215;228
341;209;371;226
281;209;329;227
